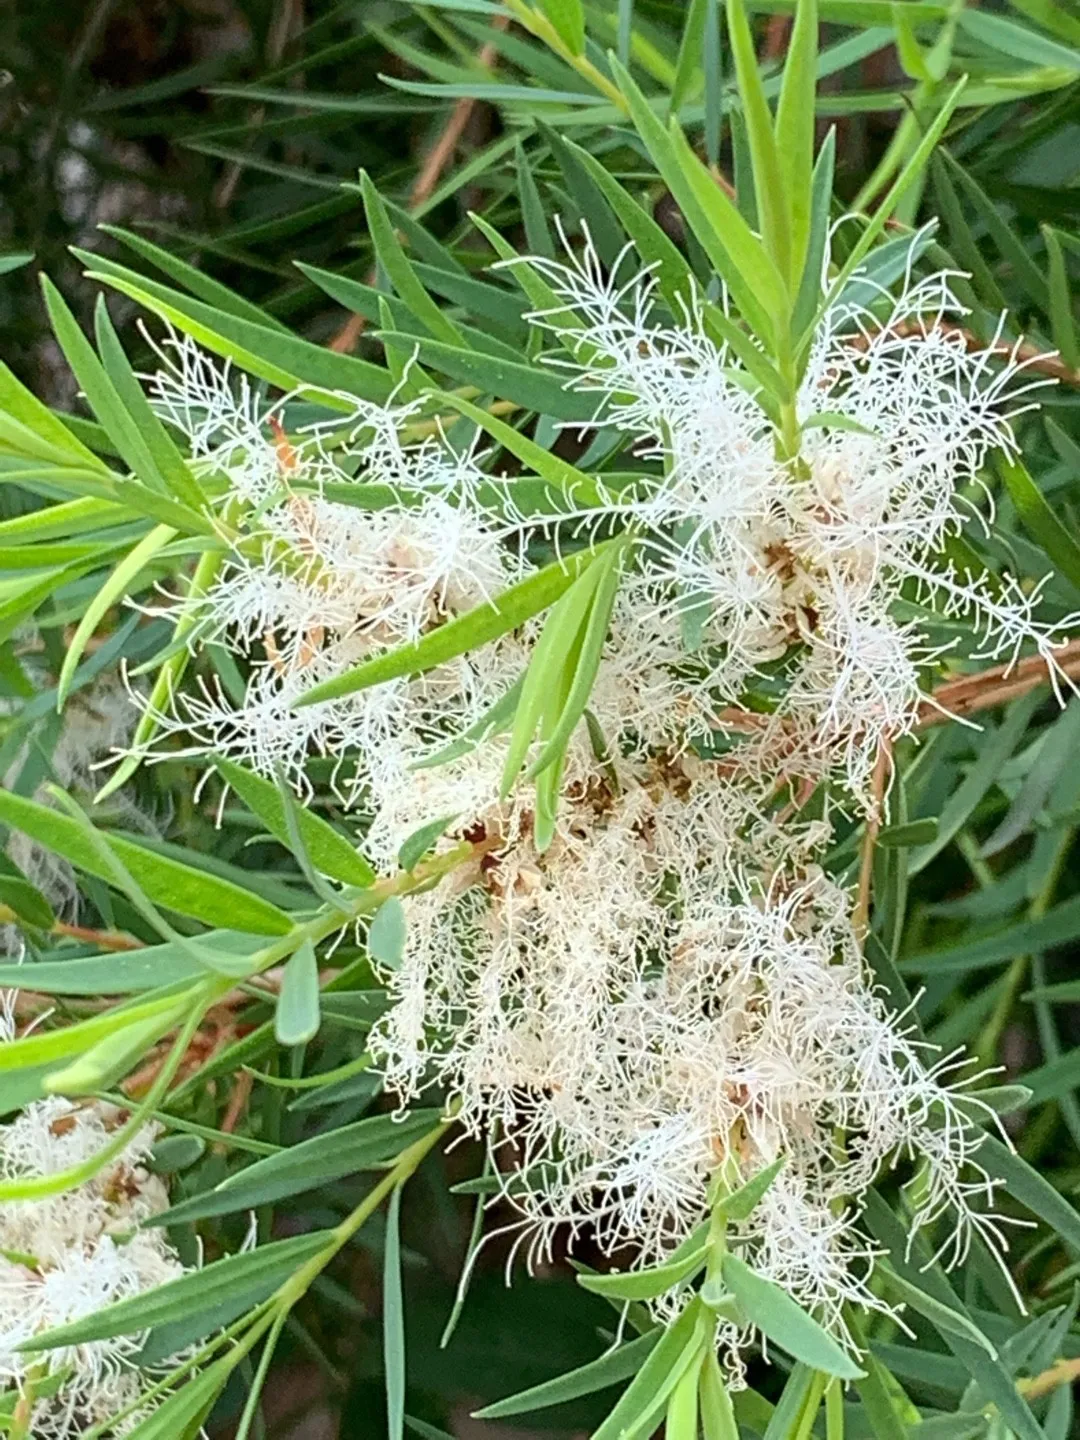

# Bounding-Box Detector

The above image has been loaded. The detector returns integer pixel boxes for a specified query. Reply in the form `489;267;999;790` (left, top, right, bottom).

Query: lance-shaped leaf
216;757;374;887
57;523;177;709
810;77;966;342
274;939;321;1047
151;1109;444;1223
92;298;208;513
726;0;791;283
877;1264;996;1355
609;56;786;348
720;1253;864;1379
776;0;822;293
296;541;619;707
998;455;1080;599
578;1247;709;1301
474;1329;661;1420
500;545;616;796
0;787;292;935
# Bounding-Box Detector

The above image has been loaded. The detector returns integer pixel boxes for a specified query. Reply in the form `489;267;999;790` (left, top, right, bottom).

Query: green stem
276;1111;456;1308
825;1378;844;1440
234;1308;288;1440
10;1363;47;1440
503;0;628;111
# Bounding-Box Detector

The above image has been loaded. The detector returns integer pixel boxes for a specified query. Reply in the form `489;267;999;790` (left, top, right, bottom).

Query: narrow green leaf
726;0;791;281
474;1330;660;1419
540;0;587;54
0;787;292;935
275;939;321;1047
1043;227;1079;372
775;0;820;288
411;678;523;772
937;152;1049;312
610;56;784;345
957;8;1080;71
901;892;1080;974
0;363;112;472
437;391;606;509
41;277;171;495
216;757;374;887
578;1247;709;1301
666;1353;701;1440
672;0;709;113
516;141;555;259
721;1253;864;1378
81;261;393;409
983;698;1080;856
862;1192;1045;1440
57;523;176;708
501;557;607;794
700;1347;740;1440
813;79;966;336
976;1135;1080;1255
297;543;616;707
153;1109;445;1224
92;298;208;513
385;1185;406;1440
909;691;1040;875
999;455;1080;598
361;172;464;346
369;898;407;970
540;122;625;266
719;1156;787;1221
527;541;625;779
0;874;55;929
592;1301;707;1440
115;1349;239;1440
101;224;292;334
0;932;265;996
878;818;939;848
398;816;457;871
792;128;836;339
852;1344;910;1440
375;329;602;422
878;1265;997;1355
44;999;192;1095
0;990;196;1076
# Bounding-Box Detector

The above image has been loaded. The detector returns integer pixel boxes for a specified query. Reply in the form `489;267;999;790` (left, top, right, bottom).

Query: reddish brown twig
1019;1355;1080;1402
854;737;892;938
0;906;142;952
915;636;1080;727
763;14;792;59
710;637;1080;739
219;1067;254;1142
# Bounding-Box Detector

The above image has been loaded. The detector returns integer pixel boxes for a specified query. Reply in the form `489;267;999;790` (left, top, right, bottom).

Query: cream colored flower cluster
94;235;1060;1360
0;1096;187;1438
370;752;1003;1350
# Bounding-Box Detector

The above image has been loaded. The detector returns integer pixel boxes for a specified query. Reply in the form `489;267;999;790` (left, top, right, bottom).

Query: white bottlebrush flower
0;1097;188;1438
371;761;1007;1353
508;229;1072;802
124;338;533;820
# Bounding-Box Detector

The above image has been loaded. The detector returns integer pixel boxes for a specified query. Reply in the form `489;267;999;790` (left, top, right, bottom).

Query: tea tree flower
0;1098;188;1438
370;760;1006;1352
514;234;1070;801
130;339;531;831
